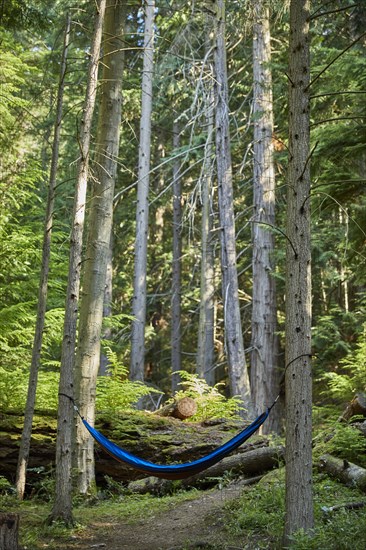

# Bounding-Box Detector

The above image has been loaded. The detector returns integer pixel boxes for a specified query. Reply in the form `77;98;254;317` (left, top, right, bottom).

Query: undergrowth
224;471;366;549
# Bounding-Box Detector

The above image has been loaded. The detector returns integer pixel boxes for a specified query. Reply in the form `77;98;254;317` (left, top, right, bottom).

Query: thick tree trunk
251;0;281;434
214;0;252;415
284;0;313;542
74;0;126;496
171;123;182;393
15;13;71;501
130;0;155;383
0;513;19;550
197;20;216;387
318;454;366;492
49;0;106;525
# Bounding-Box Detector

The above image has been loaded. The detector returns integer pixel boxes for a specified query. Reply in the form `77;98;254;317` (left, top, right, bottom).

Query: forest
0;0;365;548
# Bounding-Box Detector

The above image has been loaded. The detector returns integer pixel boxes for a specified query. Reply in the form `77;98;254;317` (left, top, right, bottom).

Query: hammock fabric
82;408;270;480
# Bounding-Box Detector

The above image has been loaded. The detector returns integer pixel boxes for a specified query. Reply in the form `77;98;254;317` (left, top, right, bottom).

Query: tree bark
284;0;314;542
197;17;216;387
171;123;182;393
49;0;106;525
318;454;366;492
15;13;71;501
214;0;252;415
130;0;155;383
74;0;126;496
251;0;281;434
0;513;19;550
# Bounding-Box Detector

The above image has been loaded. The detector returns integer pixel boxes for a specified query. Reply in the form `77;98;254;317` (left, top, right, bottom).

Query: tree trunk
197;18;216;387
49;0;106;525
251;0;281;434
99;232;113;376
318;454;366;492
214;0;252;415
74;0;126;496
130;0;155;383
284;0;313;542
171;123;182;393
15;13;71;501
0;513;19;550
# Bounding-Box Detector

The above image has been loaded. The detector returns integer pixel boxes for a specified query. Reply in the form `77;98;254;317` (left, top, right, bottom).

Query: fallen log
318;454;366;492
0;512;19;550
128;445;284;494
321;501;366;513
339;392;366;422
154;397;197;420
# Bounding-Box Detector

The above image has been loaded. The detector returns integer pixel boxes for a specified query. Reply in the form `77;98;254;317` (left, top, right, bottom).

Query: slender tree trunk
74;0;125;496
130;0;155;383
250;0;281;433
48;0;106;525
197;15;216;386
197;29;215;386
15;14;71;501
171;123;182;393
214;0;252;415
284;0;314;542
99;232;113;376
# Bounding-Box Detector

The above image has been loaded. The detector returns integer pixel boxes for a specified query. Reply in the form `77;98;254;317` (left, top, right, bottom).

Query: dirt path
60;484;247;550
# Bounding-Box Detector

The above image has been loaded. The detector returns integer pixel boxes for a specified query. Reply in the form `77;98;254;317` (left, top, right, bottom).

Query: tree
171;123;182;393
15;13;71;501
130;0;155;383
214;0;252;414
49;0;106;525
196;15;216;387
284;0;313;541
74;0;126;496
250;0;281;432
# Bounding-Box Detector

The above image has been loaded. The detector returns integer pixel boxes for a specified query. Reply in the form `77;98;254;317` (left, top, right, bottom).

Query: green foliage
321;325;366;402
326;424;366;468
96;348;161;413
171;371;244;421
225;472;366;549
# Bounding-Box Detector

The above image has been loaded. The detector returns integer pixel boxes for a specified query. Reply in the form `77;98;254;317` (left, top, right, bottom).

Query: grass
223;469;366;549
0;488;202;550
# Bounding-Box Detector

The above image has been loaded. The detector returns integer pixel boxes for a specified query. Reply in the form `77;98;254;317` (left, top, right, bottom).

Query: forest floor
35;484;248;550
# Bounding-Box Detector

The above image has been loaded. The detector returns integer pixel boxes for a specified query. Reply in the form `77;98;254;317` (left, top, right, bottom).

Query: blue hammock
82;408;270;480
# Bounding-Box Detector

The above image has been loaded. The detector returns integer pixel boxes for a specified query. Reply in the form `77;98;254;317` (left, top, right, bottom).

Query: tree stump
0;512;19;550
154;397;198;420
339;393;366;422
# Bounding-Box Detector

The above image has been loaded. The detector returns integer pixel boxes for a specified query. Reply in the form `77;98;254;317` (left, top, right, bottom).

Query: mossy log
0;411;268;487
0;512;19;550
318;454;366;492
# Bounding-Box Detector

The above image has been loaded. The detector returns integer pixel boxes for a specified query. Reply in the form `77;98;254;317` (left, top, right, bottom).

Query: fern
170;371;244;421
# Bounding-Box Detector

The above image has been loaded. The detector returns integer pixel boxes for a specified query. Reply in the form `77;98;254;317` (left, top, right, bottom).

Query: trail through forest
53;485;246;550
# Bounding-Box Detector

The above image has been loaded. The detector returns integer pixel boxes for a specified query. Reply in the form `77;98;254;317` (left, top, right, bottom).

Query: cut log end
154;397;197;420
0;512;19;550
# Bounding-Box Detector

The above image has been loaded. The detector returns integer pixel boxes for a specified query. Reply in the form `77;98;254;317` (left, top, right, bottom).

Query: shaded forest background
1;0;365;414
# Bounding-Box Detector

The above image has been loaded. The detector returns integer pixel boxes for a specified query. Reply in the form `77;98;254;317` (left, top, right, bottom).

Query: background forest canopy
0;0;365;423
